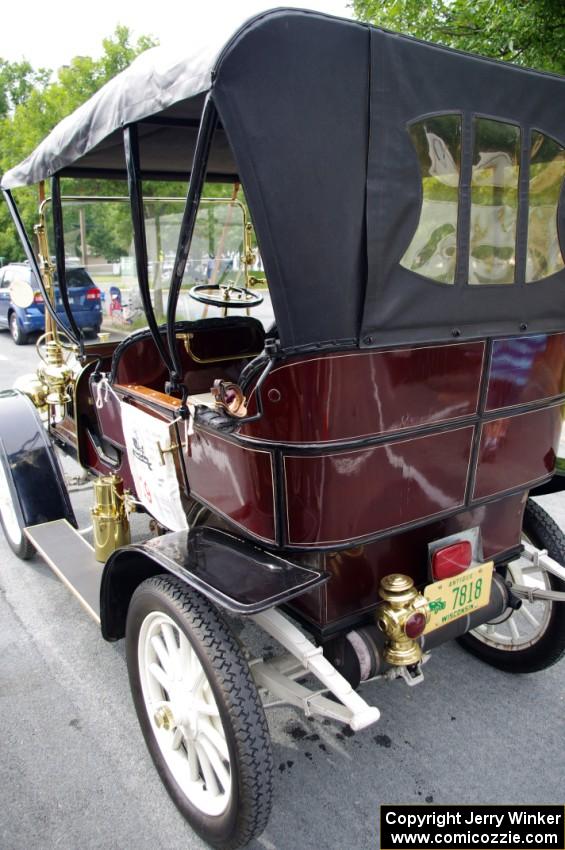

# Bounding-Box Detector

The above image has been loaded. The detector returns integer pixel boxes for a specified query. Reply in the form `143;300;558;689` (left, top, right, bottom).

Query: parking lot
0;329;563;850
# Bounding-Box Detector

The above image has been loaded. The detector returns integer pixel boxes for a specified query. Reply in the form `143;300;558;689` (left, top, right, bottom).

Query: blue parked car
0;262;102;345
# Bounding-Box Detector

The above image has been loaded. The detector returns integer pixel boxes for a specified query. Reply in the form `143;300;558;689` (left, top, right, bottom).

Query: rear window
400;114;461;284
469;118;521;286
56;268;94;288
527;132;565;282
400;115;565;286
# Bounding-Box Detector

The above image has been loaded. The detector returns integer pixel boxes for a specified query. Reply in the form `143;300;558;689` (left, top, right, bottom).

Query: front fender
0;389;75;528
100;526;328;641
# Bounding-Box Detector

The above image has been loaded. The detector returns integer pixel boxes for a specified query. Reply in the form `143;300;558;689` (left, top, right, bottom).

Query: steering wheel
189;283;263;309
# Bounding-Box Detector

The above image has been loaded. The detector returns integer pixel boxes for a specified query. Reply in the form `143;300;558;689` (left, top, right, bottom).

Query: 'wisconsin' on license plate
423;561;494;634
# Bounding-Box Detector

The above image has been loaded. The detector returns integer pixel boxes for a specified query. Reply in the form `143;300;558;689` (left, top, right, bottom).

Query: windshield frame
39;187;256;350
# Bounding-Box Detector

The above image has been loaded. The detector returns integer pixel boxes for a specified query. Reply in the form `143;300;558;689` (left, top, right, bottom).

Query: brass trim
176;331;261;364
376;574;430;667
156;440;185;465
91;474;131;562
34;210;56;340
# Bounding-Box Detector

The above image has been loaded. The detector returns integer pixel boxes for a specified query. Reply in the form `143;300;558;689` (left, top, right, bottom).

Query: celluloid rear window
400;114;461;284
469;118;520;285
527;131;565;282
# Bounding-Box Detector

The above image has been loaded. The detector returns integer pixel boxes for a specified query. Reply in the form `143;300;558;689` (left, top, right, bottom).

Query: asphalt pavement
0;328;563;850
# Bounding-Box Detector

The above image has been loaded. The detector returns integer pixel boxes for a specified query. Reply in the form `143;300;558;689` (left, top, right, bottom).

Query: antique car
1;9;565;849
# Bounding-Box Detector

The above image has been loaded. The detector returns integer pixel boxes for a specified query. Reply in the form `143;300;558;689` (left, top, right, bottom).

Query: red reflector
432;541;472;581
86;287;100;300
405;611;427;639
33;291;43;303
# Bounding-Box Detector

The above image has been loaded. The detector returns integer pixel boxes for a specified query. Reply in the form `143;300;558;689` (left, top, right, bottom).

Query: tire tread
128;574;273;850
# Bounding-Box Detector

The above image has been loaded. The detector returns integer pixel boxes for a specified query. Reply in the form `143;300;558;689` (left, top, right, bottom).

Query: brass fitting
154;706;174;731
34;217;57;340
13;373;48;412
91;475;131;563
211;379;248;417
38;364;73;406
37;341;74;405
45;340;64;366
244;220;256;267
376;574;430;667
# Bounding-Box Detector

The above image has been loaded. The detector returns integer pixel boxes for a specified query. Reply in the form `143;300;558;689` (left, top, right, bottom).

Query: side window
469;118;520;285
0;269;11;288
401;115;565;287
400;115;461;284
526;132;565;282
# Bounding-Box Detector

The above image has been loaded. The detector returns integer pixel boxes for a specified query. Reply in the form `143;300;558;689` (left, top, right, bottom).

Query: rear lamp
86;287;101;300
432;540;472;581
404;611;427;639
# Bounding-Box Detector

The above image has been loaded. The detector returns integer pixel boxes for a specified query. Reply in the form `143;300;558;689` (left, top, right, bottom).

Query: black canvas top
4;8;565;351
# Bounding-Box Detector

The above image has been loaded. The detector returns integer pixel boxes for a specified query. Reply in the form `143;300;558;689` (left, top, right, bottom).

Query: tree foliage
0;60;50;119
351;0;565;75
0;27;157;263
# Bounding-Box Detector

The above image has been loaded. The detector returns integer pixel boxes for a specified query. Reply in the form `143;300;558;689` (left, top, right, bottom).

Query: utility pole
79;207;88;266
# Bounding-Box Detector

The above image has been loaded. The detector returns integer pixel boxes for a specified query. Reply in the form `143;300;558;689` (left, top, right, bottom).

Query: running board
24;519;102;623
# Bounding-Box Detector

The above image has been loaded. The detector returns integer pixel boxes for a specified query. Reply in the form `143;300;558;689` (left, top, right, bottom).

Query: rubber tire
126;575;273;850
459;499;565;673
9;312;28;346
0;446;35;560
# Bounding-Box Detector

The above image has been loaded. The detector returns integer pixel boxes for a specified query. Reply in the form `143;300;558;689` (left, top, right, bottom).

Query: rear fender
100;526;328;641
529;469;565;497
0;389;76;528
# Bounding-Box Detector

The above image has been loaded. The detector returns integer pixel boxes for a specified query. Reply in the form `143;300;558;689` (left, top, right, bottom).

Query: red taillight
432;540;472;581
33;291;43;304
404;611;427;639
86;287;100;301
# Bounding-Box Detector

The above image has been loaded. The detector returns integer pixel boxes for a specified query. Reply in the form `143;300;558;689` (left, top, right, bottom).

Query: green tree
0;60;50;119
351;0;565;75
0;26;157;264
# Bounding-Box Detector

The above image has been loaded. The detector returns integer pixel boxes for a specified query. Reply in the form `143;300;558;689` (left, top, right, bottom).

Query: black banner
381;805;565;850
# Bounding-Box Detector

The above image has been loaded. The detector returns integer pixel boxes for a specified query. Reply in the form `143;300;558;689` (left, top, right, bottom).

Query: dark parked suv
0;262;102;344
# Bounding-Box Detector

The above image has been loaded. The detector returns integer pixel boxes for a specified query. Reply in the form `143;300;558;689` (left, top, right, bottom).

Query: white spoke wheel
459;499;565;673
0;443;34;559
126;575;273;849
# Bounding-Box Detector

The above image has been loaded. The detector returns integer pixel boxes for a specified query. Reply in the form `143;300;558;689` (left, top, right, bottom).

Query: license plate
423;561;494;634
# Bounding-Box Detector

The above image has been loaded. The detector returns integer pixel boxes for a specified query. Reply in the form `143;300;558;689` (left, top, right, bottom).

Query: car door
0;268;12;327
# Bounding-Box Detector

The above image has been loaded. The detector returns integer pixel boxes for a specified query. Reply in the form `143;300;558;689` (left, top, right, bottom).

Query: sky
1;0;353;69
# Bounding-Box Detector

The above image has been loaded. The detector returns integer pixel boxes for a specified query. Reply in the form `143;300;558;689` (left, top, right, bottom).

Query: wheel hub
174;695;199;738
154;705;175;731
